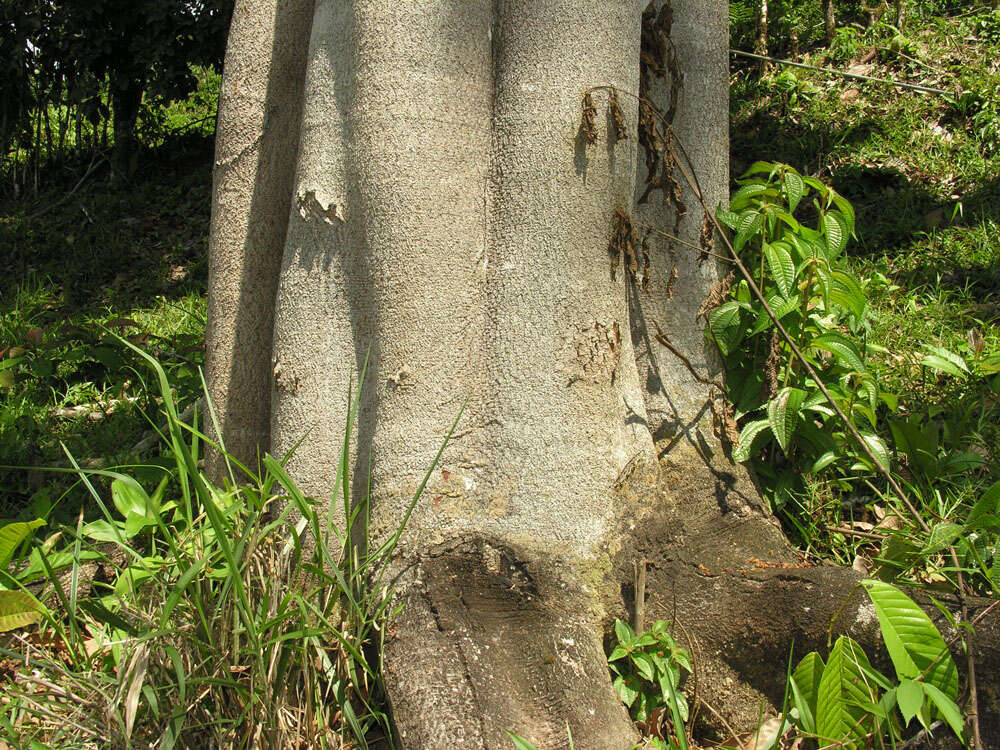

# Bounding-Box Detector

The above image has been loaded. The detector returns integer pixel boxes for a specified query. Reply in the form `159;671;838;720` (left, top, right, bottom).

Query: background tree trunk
110;80;143;180
823;0;837;45
755;0;769;72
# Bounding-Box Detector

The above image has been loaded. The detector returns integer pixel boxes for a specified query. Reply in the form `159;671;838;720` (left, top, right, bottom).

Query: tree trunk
823;0;836;45
205;0;314;480
895;0;905;29
207;1;1000;747
110;80;143;180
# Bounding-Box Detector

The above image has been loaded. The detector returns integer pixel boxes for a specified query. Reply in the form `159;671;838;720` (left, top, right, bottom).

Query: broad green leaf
790;651;824;733
709;301;745;356
831;191;856;236
782;169;805;212
920;345;968;379
717;205;740;230
111;478;157;521
734;210;765;251
731;184;775;211
857;432;891;473
809;332;867;373
803;175;829;200
764;242;795;299
740;160;776;177
613;674;641;707
920;682;965;740
631;651;656;682
614;618;633;643
0;519;45;571
82;519;121;543
897;679;923;726
768;387;806;454
822;212;848;256
861;581;957;698
810;450;839;473
829;270;867;320
815;636;879;747
921;522;962;556
733;419;771;462
0;590;42;632
750;294;799;335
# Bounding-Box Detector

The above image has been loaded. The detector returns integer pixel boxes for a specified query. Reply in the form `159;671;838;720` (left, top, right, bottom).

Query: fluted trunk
206;1;999;747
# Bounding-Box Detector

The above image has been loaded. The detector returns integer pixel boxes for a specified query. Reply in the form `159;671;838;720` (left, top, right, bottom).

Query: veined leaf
831;191;856;236
0;590;42;632
768;387;806;454
861;580;958;698
920;345;968;379
921;522;962;556
717;205;740;230
815;636;880;747
709;301;746;356
750;293;799;336
764;241;795;299
810;332;867;373
731;184;776;211
734;210;765;251
782;169;805;213
740;160;777;178
822;211;849;257
802;175;829;200
829;270;867;320
857;432;891;473
0;519;44;571
790;651;824;734
733;419;771;462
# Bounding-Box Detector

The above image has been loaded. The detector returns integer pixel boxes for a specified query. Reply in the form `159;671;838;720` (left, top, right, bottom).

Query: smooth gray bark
207;2;999;747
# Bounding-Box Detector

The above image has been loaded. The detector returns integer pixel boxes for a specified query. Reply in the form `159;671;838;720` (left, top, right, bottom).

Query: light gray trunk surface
207;2;1000;747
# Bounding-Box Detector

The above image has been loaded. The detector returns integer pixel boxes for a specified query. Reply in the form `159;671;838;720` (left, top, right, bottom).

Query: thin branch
729;49;951;95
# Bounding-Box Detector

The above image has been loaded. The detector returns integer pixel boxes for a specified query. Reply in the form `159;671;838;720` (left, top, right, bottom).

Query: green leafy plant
787;581;964;748
608;618;692;749
714;162;889;501
0;518;45;631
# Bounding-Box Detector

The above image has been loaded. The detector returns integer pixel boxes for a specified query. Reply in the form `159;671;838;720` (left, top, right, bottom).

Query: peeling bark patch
387;365;412;392
296;190;345;224
565;321;621;386
609;208;649;289
271;359;299;395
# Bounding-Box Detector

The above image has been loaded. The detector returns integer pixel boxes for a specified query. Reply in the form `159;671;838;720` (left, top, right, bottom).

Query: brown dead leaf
853;554;873;575
841;88;861;102
25;328;42;347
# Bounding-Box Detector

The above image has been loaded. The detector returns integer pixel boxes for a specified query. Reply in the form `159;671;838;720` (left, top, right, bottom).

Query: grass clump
0;347;449;748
